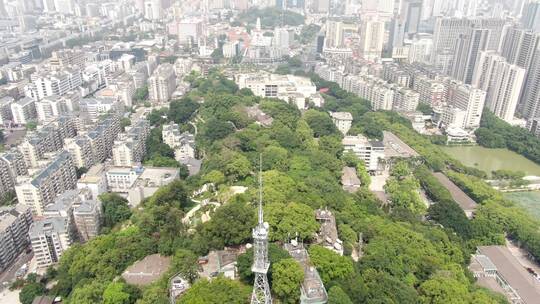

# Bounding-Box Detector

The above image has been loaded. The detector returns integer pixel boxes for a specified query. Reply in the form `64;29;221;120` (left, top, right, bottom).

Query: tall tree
272;259;304;304
99;193;132;231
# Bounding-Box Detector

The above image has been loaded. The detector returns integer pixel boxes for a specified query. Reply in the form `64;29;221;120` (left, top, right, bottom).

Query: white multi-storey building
235;73;323;109
96;75;135;108
412;75;446;107
0;205;32;272
29;217;71;268
83;60;114;89
0;151;27;199
35;96;64;122
162;123;196;161
25;68;83;100
0;97;14;125
63;136;95;169
473;51;526;122
80;97;122;121
106;167;139;192
86;116;121;163
73;199;101;242
358;16;385;62
49;49;86;70
10;97;36;125
342;74;395;111
15;151;77;216
446;80;486;129
440;106;468;129
111;120;149;167
392;88;420;112
148;64;176;103
330;112;353;135
408;36;433;65
342;135;385;172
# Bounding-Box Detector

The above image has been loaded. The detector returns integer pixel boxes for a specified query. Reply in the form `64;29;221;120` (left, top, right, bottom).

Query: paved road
0;251;33;287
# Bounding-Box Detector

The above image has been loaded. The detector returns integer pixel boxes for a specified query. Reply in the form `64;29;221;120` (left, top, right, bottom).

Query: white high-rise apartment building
446;80;486;129
473;51;526;122
500;26;540;69
431;17;506;67
450;27;490;84
521;0;540;33
325;21;345;48
358;16;385;62
144;0;163;20
148;64;176;103
522;47;540;120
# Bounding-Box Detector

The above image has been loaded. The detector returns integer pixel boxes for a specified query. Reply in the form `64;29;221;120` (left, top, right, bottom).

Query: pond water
441;146;540;177
504;192;540;220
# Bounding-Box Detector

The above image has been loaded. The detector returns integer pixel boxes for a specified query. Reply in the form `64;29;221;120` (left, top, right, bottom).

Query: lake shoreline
441;146;540;177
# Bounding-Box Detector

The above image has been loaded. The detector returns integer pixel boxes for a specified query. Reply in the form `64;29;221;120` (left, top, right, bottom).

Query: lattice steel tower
250;157;272;304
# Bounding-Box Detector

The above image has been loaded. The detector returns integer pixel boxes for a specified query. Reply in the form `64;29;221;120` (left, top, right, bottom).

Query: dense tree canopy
168;97;200;124
271;258;304;303
178;277;250;304
475;110;540;164
308;245;354;285
99;193;132;231
43;71;519;304
265;202;320;241
237;7;304;27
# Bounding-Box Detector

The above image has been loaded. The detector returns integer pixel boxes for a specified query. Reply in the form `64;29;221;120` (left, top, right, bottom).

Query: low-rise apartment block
0;150;27;199
15;151;77;216
29;217;71;268
10;97;36;125
112;119;150;167
85;115;121;163
63;136;95;169
0;96;14;125
0;204;32;272
162;122;196;161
